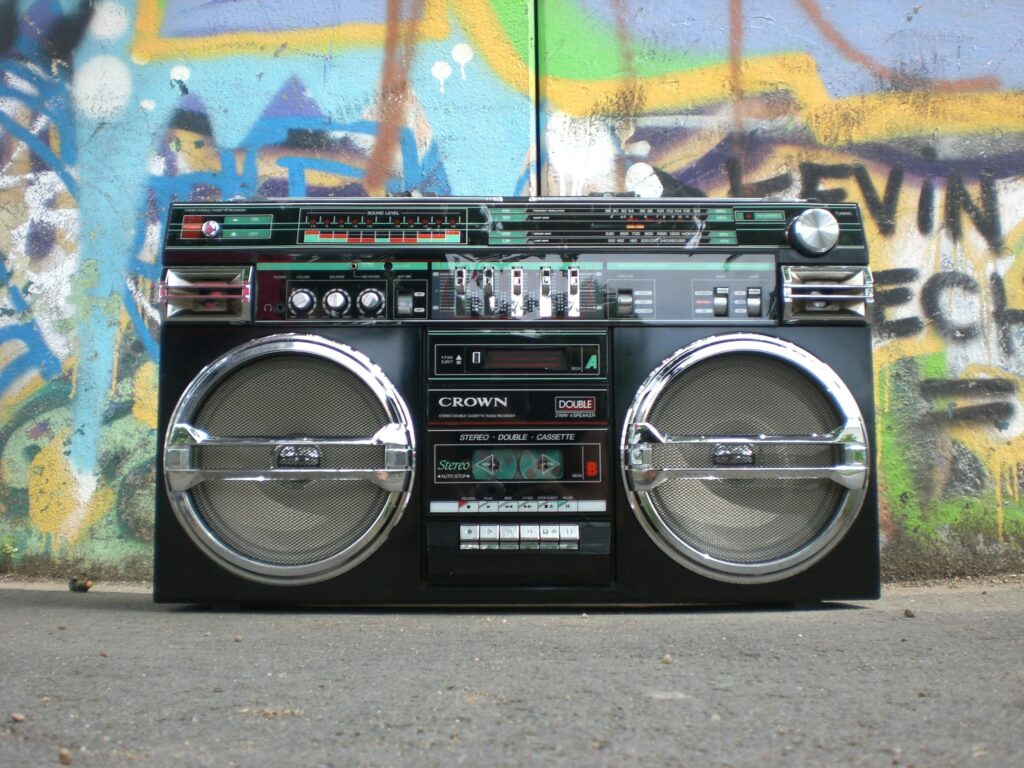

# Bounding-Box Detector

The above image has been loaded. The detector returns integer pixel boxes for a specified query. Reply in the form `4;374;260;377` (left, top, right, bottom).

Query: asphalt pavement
1;578;1022;767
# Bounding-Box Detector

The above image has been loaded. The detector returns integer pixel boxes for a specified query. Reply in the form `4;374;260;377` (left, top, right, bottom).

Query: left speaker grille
164;335;415;585
190;354;388;567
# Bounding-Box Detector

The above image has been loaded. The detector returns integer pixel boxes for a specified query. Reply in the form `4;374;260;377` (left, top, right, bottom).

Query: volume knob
323;288;350;317
357;288;384;316
788;208;840;256
288;288;316;316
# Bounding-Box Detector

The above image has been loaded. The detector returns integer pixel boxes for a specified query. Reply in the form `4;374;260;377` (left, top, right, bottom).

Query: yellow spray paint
27;428;115;545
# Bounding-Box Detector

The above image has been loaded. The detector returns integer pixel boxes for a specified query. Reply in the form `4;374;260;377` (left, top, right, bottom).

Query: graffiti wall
540;0;1024;575
0;0;537;577
2;0;1022;578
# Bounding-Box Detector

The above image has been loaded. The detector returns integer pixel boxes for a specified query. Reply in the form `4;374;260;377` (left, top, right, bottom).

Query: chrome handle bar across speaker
165;423;412;493
163;334;415;586
621;333;870;584
626;421;868;491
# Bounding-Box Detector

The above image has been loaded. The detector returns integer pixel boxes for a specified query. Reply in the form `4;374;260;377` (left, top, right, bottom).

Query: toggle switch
483;267;496;314
615;288;635;317
539;267;553;318
713;286;730;317
454;267;468;315
746;286;762;317
567;267;581;317
396;290;415;317
510;267;524;317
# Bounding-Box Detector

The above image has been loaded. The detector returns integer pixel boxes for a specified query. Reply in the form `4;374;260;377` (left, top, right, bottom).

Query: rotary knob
287;288;316;316
788;208;840;256
357;288;384;317
322;288;350;317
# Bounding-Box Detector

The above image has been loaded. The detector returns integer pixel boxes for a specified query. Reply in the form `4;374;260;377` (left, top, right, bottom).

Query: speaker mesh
187;353;391;567
645;352;843;565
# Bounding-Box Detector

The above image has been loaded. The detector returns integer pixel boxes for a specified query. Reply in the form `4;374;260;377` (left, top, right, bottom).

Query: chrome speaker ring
621;333;869;584
163;333;415;586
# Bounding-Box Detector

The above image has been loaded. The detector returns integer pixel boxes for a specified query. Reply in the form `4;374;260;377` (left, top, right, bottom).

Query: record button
459;525;480;541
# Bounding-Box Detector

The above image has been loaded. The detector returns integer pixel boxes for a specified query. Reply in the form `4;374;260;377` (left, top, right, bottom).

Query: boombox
155;197;878;606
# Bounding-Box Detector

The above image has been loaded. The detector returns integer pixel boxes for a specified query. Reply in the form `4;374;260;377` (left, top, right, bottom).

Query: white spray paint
431;60;452;94
452;43;474;79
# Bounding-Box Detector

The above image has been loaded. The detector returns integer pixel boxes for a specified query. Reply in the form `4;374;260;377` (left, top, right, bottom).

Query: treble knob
788;208;840;257
287;288;316;316
323;288;351;317
357;288;385;317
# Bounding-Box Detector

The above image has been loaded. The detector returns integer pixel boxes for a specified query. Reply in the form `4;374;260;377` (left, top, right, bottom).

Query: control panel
164;198;870;328
165;199;865;251
251;255;773;323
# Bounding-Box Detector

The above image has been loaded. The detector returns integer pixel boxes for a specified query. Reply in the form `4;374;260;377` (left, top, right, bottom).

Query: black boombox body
155;197;878;606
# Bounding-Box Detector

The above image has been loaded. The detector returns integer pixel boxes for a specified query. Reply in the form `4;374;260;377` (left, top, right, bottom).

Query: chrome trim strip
781;266;874;325
620;333;871;584
159;266;253;323
162;333;415;586
626;419;869;491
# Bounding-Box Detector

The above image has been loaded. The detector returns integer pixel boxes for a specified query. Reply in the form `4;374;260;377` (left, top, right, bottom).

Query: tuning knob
322;288;350;317
788;208;839;256
357;288;385;317
288;288;316;316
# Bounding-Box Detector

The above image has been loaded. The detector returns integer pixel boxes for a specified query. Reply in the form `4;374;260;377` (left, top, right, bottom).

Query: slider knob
788;208;840;257
288;288;316;316
323;288;350;317
357;288;385;316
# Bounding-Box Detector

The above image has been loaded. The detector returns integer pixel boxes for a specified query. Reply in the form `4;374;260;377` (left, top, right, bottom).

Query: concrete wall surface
1;0;1022;579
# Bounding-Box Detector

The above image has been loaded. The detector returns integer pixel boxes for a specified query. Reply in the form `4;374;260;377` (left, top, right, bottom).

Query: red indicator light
585;460;599;478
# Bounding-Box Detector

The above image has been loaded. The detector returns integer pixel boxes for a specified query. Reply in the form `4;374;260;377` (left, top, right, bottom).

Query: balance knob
788;208;840;256
357;288;384;316
288;288;316;316
323;288;350;317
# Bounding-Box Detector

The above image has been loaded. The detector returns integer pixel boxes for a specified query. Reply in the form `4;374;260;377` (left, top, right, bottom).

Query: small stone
58;747;73;765
99;651;108;658
710;712;722;723
661;653;673;665
11;713;25;723
234;636;242;642
903;608;916;618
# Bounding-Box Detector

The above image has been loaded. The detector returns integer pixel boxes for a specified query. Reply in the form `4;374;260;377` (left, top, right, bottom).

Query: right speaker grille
622;334;868;583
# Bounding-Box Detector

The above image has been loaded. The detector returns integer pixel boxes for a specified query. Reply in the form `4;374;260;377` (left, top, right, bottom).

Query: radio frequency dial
788;208;840;256
357;288;385;317
323;288;351;317
288;288;316;316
